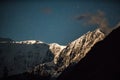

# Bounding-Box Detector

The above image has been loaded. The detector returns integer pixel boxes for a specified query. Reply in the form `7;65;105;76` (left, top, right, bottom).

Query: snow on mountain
57;26;120;80
0;28;106;79
56;29;105;71
29;28;105;79
47;28;105;78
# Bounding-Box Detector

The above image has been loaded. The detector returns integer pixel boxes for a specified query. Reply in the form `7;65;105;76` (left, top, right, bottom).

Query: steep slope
57;27;120;80
30;28;105;79
55;29;105;74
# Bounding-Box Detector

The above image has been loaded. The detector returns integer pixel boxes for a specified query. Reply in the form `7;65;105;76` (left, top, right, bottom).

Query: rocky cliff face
57;26;120;80
30;28;105;79
56;29;105;67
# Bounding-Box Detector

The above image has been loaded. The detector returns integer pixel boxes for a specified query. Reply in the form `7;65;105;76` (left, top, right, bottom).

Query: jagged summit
54;28;105;75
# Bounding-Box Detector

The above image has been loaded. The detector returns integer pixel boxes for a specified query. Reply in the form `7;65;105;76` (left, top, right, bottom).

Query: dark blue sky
0;0;120;45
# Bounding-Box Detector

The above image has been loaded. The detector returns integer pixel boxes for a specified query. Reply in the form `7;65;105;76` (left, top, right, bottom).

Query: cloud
75;13;90;20
75;10;113;35
40;7;52;14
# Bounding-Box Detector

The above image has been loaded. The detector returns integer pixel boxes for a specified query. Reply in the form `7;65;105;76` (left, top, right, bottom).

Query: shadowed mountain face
57;26;120;80
0;41;54;78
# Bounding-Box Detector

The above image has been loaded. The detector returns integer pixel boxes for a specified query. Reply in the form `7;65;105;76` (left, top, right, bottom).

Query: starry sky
0;0;120;45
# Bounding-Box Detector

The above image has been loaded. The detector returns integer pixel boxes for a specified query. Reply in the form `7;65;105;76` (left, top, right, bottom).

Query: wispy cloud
75;10;114;35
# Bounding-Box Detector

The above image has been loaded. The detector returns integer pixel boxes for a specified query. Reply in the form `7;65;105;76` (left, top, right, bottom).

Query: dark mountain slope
57;26;120;80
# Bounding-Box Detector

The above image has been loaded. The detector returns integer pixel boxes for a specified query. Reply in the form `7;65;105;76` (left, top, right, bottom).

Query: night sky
0;0;120;45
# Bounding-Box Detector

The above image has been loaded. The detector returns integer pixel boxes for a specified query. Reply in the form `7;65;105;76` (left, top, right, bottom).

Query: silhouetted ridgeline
57;26;120;80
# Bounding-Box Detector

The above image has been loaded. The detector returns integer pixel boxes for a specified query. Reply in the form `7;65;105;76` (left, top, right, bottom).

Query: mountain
0;28;105;80
29;28;105;79
0;40;54;77
57;26;120;80
56;29;105;70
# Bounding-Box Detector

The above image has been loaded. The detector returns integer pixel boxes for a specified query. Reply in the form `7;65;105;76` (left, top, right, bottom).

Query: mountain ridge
57;26;120;80
28;28;105;79
0;28;106;80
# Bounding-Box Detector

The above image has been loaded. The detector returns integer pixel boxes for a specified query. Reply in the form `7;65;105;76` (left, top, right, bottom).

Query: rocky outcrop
55;29;105;73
